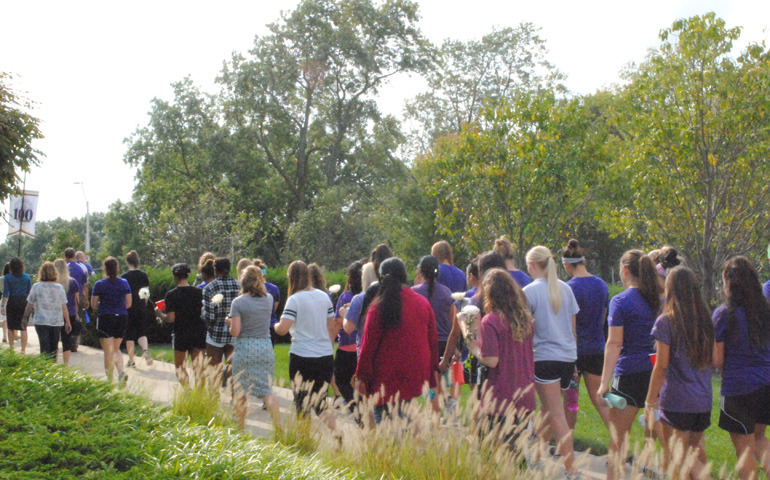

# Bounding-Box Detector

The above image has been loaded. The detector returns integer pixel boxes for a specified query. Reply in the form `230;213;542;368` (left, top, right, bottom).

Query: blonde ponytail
526;246;562;314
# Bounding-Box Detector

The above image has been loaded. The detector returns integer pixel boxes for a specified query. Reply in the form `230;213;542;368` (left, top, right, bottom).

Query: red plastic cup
155;299;166;312
452;361;465;386
650;353;657;367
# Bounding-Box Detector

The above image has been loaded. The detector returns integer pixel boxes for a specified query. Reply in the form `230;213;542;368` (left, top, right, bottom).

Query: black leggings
35;325;60;361
289;353;334;415
334;349;357;402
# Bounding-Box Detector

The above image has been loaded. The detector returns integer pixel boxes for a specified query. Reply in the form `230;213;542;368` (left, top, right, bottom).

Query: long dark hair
417;255;439;299
372;257;407;329
722;256;770;351
621;250;660;313
482;268;532;341
345;262;363;295
663;267;713;369
371;244;392;281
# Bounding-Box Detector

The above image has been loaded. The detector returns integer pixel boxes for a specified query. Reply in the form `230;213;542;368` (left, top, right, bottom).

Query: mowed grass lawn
150;343;739;474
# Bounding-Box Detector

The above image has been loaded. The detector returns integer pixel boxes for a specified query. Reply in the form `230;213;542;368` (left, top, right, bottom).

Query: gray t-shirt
523;278;580;363
229;293;274;339
26;282;67;327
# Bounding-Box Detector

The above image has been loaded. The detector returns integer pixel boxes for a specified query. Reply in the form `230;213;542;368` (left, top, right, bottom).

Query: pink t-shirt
479;312;536;416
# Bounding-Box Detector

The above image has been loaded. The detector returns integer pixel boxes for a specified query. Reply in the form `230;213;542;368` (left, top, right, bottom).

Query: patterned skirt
232;337;274;397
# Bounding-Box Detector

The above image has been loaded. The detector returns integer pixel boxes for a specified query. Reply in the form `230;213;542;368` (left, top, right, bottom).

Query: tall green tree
403;25;563;157
218;0;432;219
418;89;616;266
0;73;43;203
613;13;770;301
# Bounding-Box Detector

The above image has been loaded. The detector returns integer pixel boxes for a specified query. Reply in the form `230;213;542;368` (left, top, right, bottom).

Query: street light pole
73;182;90;260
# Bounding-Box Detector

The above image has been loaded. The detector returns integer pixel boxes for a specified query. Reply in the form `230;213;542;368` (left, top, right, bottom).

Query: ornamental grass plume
171;355;238;429
272;379;595;479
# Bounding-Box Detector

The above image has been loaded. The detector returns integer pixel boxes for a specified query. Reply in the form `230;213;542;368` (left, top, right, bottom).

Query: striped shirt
281;289;335;358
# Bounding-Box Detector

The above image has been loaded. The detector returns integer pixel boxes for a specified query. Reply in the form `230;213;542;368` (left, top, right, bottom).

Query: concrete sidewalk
8;329;665;479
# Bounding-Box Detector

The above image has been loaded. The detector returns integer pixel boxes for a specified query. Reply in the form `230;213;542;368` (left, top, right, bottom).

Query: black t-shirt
164;286;205;335
122;269;150;321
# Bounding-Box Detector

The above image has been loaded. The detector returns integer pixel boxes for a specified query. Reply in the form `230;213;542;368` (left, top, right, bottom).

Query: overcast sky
3;0;769;234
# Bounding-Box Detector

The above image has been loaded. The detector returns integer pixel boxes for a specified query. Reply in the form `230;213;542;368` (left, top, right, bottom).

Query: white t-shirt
26;282;67;327
281;289;335;358
523;278;579;363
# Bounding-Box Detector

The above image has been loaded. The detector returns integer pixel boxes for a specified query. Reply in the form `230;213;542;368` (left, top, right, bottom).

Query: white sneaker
143;351;154;366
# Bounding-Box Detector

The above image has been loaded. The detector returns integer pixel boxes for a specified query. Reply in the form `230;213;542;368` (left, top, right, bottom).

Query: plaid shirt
202;276;240;344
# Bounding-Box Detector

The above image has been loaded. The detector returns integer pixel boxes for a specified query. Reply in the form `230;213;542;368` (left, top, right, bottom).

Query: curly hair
482;268;532;341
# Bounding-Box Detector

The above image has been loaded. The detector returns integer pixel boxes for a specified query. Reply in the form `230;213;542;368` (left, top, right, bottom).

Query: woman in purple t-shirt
413;255;456;404
467;268;535;443
562;239;610;429
596;249;660;480
92;257;132;386
333;261;362;405
713;256;770;480
645;266;713;479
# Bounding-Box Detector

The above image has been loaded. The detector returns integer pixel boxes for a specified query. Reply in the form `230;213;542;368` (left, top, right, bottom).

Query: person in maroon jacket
355;257;439;424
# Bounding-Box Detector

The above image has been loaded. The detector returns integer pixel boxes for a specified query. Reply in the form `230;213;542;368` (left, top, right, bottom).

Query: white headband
562;257;585;264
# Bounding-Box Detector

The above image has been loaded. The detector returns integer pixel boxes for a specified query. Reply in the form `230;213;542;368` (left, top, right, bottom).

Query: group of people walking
3;237;770;479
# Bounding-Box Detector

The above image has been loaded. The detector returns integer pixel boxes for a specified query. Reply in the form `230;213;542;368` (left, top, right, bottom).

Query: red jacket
356;287;439;406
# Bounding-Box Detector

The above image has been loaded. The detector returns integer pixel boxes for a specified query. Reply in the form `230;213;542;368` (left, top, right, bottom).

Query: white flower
451;292;466;302
138;287;150;301
328;284;341;294
212;293;224;306
459;304;481;341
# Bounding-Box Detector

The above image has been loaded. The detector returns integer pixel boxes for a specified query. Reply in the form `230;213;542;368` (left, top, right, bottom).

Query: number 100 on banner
7;190;39;238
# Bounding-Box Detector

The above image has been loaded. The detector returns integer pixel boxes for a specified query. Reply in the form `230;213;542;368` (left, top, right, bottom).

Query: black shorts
289;353;334;415
534;361;575;389
660;410;711;433
719;384;770;435
174;329;207;353
124;313;147;342
610;370;652;408
576;353;604;377
96;314;127;339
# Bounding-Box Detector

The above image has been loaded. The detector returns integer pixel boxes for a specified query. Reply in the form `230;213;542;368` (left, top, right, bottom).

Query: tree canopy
611;12;770;300
0;73;43;204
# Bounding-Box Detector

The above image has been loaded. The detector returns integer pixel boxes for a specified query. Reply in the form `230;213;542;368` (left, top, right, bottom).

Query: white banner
7;190;39;237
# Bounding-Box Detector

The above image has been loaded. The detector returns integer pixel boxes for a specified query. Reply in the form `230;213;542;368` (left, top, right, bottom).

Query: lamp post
73;182;90;260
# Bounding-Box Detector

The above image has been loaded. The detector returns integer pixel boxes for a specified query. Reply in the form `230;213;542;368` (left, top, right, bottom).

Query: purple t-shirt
412;281;454;342
65;278;79;317
651;314;712;413
266;282;280;326
479;312;536;415
345;291;367;351
509;270;532;288
713;305;770;396
92;278;131;316
763;280;770;302
567;275;609;356
335;290;356;347
608;288;656;376
438;264;467;294
68;261;88;294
